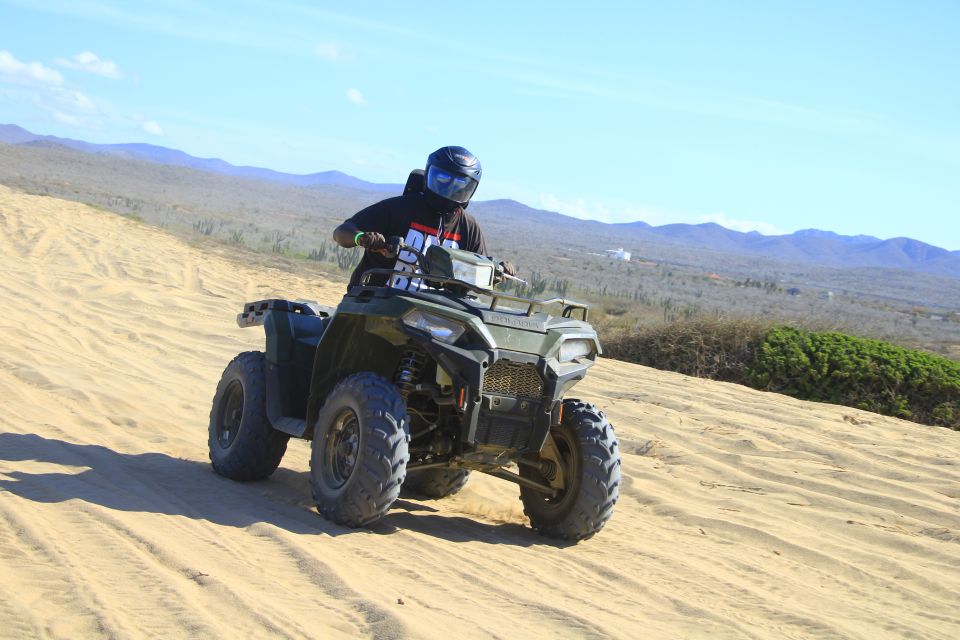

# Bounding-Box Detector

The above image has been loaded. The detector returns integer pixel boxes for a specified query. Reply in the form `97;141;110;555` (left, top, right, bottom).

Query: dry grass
601;317;777;383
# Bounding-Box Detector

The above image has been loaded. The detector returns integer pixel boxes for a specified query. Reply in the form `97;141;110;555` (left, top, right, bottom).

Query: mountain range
2;123;958;278
0;124;399;192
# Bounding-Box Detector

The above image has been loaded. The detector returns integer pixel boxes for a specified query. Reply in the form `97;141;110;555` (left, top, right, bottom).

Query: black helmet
424;146;481;207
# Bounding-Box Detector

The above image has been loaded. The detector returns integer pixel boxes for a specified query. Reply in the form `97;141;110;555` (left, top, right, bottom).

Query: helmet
424;146;481;207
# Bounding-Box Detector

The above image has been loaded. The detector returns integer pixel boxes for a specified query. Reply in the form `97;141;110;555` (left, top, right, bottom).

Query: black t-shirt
346;193;488;290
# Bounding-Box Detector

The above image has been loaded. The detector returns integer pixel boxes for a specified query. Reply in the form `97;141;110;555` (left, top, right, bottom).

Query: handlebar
500;271;528;286
381;235;524;287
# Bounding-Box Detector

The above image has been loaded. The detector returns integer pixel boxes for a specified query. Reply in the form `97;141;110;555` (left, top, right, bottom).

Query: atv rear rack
358;269;589;320
237;299;333;328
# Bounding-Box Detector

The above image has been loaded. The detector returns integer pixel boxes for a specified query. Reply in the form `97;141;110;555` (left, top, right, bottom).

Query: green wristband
353;231;364;247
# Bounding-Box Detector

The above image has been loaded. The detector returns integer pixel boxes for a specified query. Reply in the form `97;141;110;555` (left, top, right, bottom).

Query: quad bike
209;228;621;541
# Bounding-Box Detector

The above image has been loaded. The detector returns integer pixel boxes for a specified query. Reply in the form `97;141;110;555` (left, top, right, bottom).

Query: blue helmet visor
425;166;478;204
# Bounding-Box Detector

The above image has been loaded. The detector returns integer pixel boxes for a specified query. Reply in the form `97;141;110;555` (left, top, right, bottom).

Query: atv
208;236;621;541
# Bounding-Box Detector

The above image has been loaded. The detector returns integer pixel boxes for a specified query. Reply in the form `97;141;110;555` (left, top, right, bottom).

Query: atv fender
238;299;332;437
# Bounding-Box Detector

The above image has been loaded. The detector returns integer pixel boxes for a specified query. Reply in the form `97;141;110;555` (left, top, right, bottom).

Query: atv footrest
271;416;307;437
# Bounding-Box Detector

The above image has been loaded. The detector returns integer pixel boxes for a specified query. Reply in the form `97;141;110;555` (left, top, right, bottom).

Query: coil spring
393;344;427;398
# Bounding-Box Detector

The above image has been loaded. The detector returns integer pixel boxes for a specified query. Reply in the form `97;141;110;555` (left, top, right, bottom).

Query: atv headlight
559;338;594;362
451;259;494;289
402;309;466;344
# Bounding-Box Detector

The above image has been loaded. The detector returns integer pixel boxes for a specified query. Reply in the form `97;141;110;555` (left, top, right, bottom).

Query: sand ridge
0;185;958;639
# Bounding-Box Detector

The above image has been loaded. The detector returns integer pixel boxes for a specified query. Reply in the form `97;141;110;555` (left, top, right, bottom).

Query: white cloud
314;41;342;61
53;112;82;126
537;192;667;225
141;120;163;136
23;85;100;130
696;212;786;236
53;88;96;111
54;51;122;79
501;65;878;135
538;193;617;222
0;50;63;85
346;88;365;105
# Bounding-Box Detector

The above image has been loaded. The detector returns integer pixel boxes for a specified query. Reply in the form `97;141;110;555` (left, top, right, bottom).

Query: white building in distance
605;248;631;261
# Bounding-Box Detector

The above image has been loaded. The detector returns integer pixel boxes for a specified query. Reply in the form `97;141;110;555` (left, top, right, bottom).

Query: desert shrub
749;327;960;429
333;244;361;271
602;318;773;383
506;271;548;298
269;230;292;254
309;243;329;261
192;218;216;235
604;306;630;317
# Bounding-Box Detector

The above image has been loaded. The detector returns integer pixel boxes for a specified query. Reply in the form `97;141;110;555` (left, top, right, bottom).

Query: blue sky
1;0;958;249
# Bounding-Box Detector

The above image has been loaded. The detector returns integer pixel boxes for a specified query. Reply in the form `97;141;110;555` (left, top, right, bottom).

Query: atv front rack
358;269;589;320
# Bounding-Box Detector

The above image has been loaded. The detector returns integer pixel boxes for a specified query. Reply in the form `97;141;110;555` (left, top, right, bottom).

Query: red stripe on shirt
410;221;462;242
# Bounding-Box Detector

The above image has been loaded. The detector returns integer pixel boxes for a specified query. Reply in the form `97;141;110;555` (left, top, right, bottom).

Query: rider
333;145;514;290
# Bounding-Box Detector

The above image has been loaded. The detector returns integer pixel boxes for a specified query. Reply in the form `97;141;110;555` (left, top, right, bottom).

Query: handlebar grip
383;236;405;260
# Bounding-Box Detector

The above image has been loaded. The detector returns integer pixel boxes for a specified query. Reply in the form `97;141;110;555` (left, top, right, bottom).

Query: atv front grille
483;360;543;398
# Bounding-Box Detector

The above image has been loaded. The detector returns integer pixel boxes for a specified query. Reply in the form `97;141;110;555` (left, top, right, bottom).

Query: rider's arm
333;221;362;248
333;220;387;253
335;199;392;251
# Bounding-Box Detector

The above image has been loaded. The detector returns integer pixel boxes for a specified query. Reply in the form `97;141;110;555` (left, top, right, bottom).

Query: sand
1;184;958;639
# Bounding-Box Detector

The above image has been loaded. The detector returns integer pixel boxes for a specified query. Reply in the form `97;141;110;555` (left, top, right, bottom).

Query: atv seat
286;303;334;363
290;312;332;362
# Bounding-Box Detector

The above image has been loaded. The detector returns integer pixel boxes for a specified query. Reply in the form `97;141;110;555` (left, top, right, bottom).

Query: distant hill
793;228;881;245
2;123;959;279
0;124;400;192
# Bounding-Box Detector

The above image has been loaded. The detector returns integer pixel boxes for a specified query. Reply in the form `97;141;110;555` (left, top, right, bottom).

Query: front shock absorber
393;343;427;398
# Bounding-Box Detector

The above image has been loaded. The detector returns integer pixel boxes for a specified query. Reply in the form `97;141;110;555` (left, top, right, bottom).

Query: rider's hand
357;231;388;254
499;260;517;277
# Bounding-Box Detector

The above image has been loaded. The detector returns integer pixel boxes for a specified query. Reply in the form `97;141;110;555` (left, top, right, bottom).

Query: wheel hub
324;409;361;489
217;380;244;449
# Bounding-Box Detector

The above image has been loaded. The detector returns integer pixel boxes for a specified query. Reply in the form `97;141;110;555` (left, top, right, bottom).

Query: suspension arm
481;468;557;496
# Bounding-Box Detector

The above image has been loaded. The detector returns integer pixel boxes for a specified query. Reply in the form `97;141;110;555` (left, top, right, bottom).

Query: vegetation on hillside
602;317;771;382
604;320;960;430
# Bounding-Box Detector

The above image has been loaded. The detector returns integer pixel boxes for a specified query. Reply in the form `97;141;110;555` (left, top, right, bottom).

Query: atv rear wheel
403;468;471;499
310;373;410;527
519;401;620;541
208;351;289;481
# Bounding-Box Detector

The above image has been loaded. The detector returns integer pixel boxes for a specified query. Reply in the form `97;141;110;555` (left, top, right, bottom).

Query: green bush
749;327;960;430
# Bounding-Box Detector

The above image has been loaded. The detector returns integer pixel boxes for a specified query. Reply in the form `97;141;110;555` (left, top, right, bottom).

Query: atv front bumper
412;329;592;455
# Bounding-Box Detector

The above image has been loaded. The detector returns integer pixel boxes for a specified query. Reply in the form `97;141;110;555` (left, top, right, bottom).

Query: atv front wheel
403;468;471;499
519;401;621;541
310;373;410;527
208;351;289;480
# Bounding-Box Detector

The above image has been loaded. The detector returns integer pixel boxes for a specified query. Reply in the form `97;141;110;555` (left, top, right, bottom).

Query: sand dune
1;184;958;639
